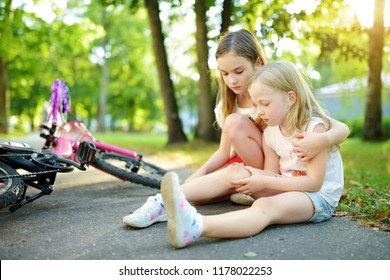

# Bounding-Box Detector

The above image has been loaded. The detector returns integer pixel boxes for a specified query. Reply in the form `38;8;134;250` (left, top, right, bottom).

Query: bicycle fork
10;176;55;212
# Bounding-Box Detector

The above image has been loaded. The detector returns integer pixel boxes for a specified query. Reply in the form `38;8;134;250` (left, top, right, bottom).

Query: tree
363;0;385;140
220;0;232;34
145;0;187;144
0;57;8;133
97;5;109;132
4;6;57;132
0;0;12;134
104;5;160;132
6;4;98;132
194;0;218;141
86;0;116;132
238;0;387;141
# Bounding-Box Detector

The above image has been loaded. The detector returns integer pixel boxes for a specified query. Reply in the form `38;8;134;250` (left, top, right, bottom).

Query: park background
0;0;389;230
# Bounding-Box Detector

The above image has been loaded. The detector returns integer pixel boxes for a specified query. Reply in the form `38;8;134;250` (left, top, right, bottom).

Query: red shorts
226;155;245;165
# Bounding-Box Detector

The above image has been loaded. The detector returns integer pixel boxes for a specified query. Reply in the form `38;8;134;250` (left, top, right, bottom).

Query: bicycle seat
0;142;36;153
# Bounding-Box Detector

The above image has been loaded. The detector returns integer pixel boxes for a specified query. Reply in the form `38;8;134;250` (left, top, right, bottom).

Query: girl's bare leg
181;163;251;204
202;192;314;238
224;113;264;169
161;171;315;248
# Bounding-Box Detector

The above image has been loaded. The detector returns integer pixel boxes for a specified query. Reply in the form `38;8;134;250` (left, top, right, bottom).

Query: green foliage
3;0;390;138
306;0;369;61
312;51;368;88
342;117;390;139
5;1;161;132
229;0;381;90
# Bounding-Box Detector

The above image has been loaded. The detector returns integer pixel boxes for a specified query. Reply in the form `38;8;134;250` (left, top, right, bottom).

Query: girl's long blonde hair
215;29;267;123
249;61;331;135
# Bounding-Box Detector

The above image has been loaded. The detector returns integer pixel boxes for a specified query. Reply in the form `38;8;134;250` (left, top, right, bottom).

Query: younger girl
122;30;349;228
160;61;344;248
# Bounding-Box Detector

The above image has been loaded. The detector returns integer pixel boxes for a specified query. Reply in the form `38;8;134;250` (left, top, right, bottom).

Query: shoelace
134;197;161;215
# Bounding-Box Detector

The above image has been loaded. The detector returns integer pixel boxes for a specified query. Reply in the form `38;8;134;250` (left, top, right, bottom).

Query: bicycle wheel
92;153;166;189
0;161;24;209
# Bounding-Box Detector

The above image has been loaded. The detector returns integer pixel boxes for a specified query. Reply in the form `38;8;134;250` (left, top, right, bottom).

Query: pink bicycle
39;80;166;189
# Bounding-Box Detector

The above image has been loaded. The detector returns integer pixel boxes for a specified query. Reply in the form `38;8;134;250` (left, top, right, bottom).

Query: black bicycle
0;141;96;212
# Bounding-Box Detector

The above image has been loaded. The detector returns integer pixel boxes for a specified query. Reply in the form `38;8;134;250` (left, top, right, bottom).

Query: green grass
337;138;390;231
95;132;168;154
94;132;219;168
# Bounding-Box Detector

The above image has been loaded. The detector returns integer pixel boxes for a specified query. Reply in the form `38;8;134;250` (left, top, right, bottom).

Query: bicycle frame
0;141;95;211
42;120;140;163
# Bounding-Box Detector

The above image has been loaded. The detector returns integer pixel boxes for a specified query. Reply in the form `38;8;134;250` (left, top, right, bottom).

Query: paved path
1;134;389;280
0;134;389;261
0;134;390;280
0;163;389;260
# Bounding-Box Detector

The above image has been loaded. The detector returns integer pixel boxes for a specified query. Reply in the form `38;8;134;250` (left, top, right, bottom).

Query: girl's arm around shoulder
327;117;350;144
303;123;329;191
293;118;349;162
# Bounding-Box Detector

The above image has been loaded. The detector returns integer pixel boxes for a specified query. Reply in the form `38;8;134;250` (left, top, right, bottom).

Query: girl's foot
122;193;167;228
230;193;255;206
161;172;203;248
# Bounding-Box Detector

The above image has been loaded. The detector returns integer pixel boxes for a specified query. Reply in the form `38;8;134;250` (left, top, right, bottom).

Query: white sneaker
161;172;203;248
122;193;167;228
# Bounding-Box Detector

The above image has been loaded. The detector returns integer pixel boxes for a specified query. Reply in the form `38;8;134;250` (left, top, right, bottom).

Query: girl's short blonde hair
248;61;330;135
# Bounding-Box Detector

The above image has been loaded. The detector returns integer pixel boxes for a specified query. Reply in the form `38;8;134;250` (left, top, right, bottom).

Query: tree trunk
363;0;385;140
194;0;218;142
97;7;108;132
145;0;187;144
128;98;135;131
0;57;8;134
0;0;12;134
220;0;233;34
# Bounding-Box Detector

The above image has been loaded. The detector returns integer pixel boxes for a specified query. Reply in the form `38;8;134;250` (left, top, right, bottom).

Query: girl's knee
224;114;261;140
252;197;272;209
225;113;249;131
225;113;244;122
224;162;250;178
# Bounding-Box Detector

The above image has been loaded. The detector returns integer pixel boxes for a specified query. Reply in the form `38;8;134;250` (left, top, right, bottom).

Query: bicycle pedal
77;141;97;164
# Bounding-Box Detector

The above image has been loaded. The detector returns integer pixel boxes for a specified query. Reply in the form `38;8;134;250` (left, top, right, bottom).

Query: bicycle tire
92;154;166;189
101;153;166;176
0;161;24;209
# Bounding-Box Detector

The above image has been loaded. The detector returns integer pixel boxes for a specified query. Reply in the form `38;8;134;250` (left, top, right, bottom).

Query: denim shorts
304;192;336;223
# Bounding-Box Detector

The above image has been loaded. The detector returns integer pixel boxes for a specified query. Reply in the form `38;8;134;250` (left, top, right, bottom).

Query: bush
342;117;390;139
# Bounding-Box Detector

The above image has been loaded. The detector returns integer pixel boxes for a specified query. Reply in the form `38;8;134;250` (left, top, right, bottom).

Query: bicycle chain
0;153;59;180
0;153;34;158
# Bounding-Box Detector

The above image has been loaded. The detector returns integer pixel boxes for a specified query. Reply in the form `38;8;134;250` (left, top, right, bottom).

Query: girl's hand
293;132;328;162
230;166;265;195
